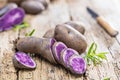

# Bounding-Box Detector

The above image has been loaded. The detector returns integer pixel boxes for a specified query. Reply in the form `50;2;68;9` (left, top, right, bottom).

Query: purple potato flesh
0;8;25;31
61;48;79;67
52;42;67;63
13;52;36;69
69;55;86;74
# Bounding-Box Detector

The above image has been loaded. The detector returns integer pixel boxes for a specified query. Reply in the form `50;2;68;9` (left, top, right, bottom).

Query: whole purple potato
0;8;25;31
65;21;85;34
54;24;87;54
43;21;86;38
21;0;48;14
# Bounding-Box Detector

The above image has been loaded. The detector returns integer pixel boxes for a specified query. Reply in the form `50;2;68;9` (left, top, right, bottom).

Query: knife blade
87;7;118;37
87;7;98;19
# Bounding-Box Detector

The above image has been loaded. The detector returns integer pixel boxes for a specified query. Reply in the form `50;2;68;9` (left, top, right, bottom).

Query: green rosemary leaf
14;22;29;31
88;42;95;55
96;52;108;60
85;42;108;66
25;29;35;36
103;77;110;80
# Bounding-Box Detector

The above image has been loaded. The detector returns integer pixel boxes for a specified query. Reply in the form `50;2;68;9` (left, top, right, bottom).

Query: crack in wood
16;69;19;80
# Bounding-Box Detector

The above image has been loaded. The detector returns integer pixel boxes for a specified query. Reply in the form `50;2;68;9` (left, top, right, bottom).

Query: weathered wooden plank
0;0;6;8
0;0;120;80
0;30;19;80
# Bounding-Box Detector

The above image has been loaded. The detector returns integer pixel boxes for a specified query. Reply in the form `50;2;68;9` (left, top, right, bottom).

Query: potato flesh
13;52;36;69
52;42;67;62
69;55;86;74
16;52;35;67
64;49;78;67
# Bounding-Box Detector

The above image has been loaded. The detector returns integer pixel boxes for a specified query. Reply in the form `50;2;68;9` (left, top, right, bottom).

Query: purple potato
13;52;36;69
16;37;57;64
35;0;48;8
43;28;54;38
68;55;86;74
52;42;67;63
60;48;79;68
21;0;47;14
43;21;85;38
17;37;42;54
40;38;57;64
65;21;85;34
0;8;25;31
54;24;87;54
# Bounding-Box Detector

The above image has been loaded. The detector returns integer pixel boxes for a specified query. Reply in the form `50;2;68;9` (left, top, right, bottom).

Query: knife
87;7;118;37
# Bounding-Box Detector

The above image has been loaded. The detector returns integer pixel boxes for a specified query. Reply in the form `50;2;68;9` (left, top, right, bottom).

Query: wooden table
0;0;120;80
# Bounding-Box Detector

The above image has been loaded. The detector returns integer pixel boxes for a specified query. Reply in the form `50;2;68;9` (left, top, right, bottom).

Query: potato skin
16;37;42;54
54;24;87;54
35;0;48;8
43;21;85;38
39;38;57;64
43;29;54;38
65;21;85;34
13;56;29;69
21;0;46;14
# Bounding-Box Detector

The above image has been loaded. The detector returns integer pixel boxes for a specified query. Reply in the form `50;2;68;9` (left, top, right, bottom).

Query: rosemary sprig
13;22;29;31
85;42;108;66
25;29;35;36
103;77;110;80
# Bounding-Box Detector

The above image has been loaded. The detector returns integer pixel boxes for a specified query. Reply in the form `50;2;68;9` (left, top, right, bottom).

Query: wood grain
0;0;120;80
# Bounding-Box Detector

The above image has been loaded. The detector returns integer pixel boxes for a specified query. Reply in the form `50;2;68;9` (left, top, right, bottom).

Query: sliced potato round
68;55;86;74
60;48;79;68
52;42;67;63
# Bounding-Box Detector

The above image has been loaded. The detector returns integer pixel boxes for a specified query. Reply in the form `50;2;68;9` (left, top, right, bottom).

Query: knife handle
96;16;118;37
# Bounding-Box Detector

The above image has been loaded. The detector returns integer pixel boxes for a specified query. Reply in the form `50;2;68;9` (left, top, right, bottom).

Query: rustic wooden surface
0;0;120;80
